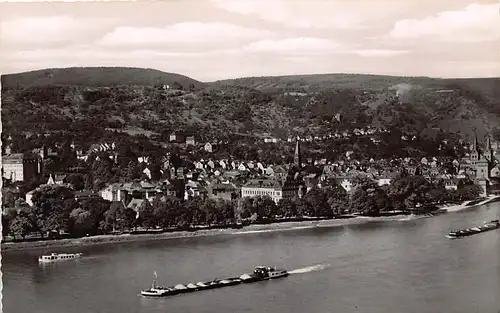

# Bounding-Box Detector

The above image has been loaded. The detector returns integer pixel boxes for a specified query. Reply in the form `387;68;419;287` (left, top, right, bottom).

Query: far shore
3;195;499;253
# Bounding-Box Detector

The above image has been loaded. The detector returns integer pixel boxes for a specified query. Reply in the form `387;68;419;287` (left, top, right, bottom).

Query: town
2;125;500;241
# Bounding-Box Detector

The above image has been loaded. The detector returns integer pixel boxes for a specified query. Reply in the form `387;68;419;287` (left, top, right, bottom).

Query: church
462;134;499;195
240;139;306;203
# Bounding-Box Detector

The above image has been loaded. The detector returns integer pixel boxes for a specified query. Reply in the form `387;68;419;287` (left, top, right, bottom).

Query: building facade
241;139;305;203
2;153;40;182
241;179;286;203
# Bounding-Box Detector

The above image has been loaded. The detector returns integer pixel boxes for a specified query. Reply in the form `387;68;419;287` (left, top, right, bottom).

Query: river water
2;203;499;313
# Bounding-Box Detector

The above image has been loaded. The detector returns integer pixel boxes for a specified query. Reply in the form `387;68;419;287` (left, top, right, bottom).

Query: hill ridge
1;66;205;90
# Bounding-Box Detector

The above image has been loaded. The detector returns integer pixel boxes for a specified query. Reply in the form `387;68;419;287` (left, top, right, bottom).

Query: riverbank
436;194;500;213
3;195;499;252
1;215;404;252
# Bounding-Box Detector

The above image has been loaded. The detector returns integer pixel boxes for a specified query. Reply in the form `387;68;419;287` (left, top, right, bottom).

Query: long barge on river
141;266;288;297
446;219;499;239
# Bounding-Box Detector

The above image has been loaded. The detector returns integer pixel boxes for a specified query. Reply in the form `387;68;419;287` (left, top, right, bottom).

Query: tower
293;138;302;169
470;131;480;163
5;135;12;155
484;134;494;163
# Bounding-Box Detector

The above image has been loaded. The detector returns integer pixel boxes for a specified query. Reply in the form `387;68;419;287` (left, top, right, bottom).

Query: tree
276;198;297;218
79;198;111;234
216;199;236;225
185;196;205;226
172;82;183;90
102;203;136;232
137;201;156;229
201;198;218;226
14;198;29;210
65;173;85;190
236;197;254;220
351;175;378;190
349;178;391;216
30;185;76;237
148;159;163;182
69;208;94;237
91;156;115;190
117;144;137;168
254;196;277;220
387;175;433;210
171;202;193;229
9;214;33;239
2;189;17;208
455;183;482;201
324;185;348;216
2;212;13;238
303;187;332;217
126;161;141;181
296;198;313;217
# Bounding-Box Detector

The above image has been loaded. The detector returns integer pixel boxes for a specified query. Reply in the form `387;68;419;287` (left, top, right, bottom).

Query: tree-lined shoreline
3;182;495;253
4;194;499;253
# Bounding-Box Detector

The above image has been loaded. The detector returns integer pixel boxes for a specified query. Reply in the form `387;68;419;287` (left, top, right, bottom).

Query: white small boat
38;252;83;263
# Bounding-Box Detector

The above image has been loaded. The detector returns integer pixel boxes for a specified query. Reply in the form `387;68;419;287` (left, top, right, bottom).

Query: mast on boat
152;271;158;289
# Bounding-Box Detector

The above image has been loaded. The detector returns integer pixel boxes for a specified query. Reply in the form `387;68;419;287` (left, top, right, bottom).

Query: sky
0;0;499;81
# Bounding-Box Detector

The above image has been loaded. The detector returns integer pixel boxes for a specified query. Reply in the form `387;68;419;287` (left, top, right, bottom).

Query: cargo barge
446;219;499;239
141;266;288;297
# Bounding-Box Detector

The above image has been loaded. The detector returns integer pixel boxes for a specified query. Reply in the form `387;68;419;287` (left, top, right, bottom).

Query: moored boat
38;252;83;263
140;266;289;298
446;220;499;239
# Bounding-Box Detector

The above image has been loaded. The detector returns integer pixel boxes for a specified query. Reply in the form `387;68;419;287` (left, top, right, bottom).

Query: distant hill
213;73;500;94
1;67;206;90
2;68;500;155
212;73;500;139
213;73;442;91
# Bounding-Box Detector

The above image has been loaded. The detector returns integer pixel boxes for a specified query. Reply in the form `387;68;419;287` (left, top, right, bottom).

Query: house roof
54;174;67;181
127;199;148;211
243;179;282;189
2;153;26;161
211;182;237;191
75;190;99;198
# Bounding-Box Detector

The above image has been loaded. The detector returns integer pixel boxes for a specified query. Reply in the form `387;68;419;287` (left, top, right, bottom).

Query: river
2;203;499;313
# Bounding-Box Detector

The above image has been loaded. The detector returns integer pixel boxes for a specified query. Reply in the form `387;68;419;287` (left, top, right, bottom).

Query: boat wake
288;263;331;275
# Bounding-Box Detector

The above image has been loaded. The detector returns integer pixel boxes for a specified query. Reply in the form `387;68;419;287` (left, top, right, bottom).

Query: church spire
473;129;479;152
485;133;493;162
470;129;480;162
293;138;301;168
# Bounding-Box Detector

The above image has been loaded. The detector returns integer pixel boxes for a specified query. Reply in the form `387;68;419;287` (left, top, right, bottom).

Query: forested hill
212;74;500;139
2;68;500;156
1;67;206;90
213;73;500;95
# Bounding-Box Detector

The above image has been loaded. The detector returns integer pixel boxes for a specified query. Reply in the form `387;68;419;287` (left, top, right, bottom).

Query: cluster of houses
262;126;387;144
3;131;500;217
